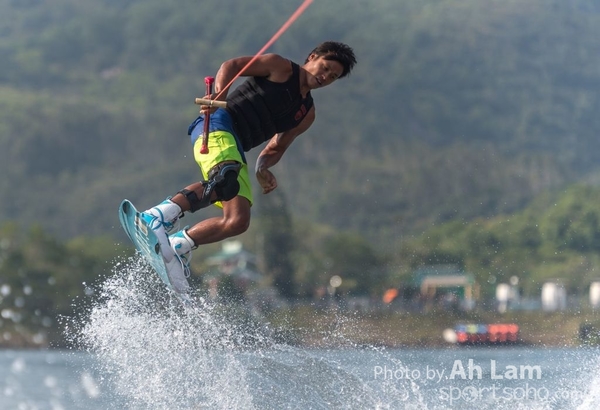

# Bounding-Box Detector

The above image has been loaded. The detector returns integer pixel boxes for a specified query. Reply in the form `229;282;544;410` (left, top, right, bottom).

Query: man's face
304;54;344;89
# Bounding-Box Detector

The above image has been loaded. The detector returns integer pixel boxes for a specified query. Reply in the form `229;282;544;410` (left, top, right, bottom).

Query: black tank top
226;61;313;151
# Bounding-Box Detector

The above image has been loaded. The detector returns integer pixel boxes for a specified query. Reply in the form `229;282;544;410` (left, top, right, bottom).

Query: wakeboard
118;199;190;294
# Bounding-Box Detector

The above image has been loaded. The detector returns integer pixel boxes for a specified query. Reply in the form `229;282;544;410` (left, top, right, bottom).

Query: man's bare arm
214;54;292;99
255;107;316;193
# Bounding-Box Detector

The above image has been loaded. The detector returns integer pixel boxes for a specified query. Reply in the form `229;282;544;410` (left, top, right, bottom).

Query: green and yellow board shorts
193;130;253;208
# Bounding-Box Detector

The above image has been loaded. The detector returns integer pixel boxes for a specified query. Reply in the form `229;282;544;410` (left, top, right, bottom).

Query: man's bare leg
184;195;251;246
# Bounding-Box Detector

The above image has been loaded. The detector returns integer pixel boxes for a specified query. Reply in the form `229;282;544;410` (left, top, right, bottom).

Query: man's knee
177;162;242;212
213;167;240;201
207;161;242;203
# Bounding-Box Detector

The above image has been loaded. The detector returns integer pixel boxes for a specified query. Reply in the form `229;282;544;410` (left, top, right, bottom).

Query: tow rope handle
199;76;215;155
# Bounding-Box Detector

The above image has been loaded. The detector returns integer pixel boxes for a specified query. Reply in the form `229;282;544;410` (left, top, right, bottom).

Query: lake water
2;347;600;409
3;259;600;409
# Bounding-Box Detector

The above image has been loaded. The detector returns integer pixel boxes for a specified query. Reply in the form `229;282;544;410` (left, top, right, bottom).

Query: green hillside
2;0;600;252
397;184;600;298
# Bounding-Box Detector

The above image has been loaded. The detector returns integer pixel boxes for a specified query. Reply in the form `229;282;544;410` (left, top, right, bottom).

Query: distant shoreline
2;308;598;349
266;307;600;349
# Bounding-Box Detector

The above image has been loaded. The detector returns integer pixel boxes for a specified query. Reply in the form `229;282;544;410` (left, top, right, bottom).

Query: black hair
305;41;357;78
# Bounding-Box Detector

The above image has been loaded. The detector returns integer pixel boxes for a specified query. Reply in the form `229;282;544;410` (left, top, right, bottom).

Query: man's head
306;41;356;79
303;41;357;89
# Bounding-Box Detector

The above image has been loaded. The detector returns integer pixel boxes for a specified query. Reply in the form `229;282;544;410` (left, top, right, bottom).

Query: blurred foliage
397;185;600;298
1;0;600;333
254;189;296;298
0;223;129;346
2;0;600;248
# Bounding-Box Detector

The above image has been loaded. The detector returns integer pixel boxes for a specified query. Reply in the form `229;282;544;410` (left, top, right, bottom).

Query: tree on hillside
255;190;296;298
322;232;387;296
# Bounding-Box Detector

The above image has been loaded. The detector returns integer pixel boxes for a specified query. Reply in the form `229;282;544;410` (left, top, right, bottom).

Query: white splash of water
76;257;256;409
577;351;600;410
70;256;417;409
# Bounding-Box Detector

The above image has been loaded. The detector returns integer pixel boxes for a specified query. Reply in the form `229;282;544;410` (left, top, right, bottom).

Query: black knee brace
178;162;242;213
210;162;242;201
212;168;240;201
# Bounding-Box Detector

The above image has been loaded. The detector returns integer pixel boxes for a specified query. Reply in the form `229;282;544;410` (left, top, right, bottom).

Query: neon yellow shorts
192;130;252;208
